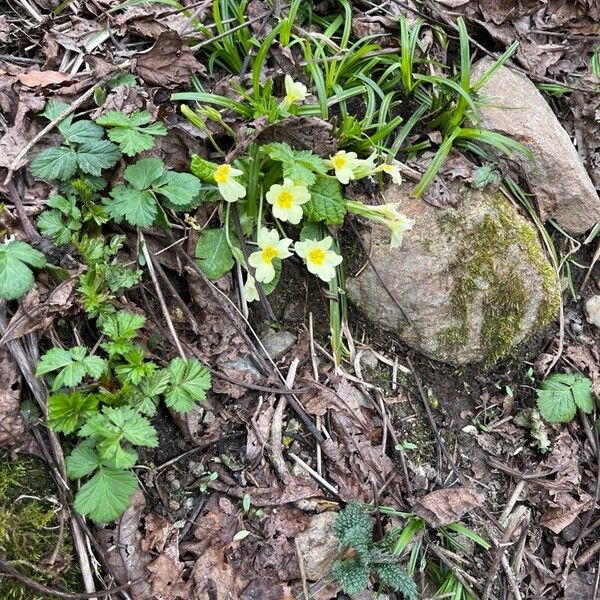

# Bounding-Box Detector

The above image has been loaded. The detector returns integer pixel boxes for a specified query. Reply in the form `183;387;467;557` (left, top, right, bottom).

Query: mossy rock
347;183;560;366
0;453;83;599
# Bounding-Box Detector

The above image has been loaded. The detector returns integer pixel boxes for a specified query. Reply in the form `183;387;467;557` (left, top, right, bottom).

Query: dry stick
406;355;503;534
0;559;134;600
140;233;186;360
288;452;340;496
3;75;111;185
294;538;310;600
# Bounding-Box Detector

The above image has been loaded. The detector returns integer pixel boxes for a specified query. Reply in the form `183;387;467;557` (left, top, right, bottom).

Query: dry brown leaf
257;116;338;156
96;490;152;600
412;487;484;527
136;31;206;87
17;70;70;87
141;513;173;553
188;545;238;599
0;346;24;447
541;491;593;534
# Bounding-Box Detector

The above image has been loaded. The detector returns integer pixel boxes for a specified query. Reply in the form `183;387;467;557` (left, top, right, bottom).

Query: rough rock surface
296;511;338;581
347;184;560;366
584;296;600;328
471;58;600;235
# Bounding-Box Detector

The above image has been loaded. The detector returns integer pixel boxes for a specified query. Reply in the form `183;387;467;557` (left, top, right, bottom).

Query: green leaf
165;357;211;412
30;146;78;181
62;120;104;144
0;240;47;300
331;557;370;595
124;157;165;190
154;171;202;206
194;228;234;280
42;99;72;124
130;369;171;415
375;564;417;599
107;185;157;228
97;111;167;156
114;346;156;385
73;466;138;523
36;346;107;391
267;142;326;187
537;372;595;423
48;392;99;434
76;140;121;176
99;311;145;357
190;154;219;182
303;175;347;225
66;443;101;479
98;439;138;470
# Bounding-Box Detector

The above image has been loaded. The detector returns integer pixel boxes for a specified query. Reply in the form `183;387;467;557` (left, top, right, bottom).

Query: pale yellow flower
284;74;307;104
248;228;292;283
214;164;246;203
266;178;311;224
326;150;361;185
386;214;414;248
243;275;259;303
294;237;342;282
376;162;403;185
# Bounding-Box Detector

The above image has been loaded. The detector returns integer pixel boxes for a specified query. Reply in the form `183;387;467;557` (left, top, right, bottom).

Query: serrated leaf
190;154;219;182
130;369;171;415
73;466;138;523
165;357;211;412
48;391;98;434
154;171;202;206
97;111;167;157
62;120;104;144
194;228;234;280
107;185;158;228
304;176;347;225
536;372;595;423
114;346;156;385
106;127;156;156
99;311;145;357
267;142;326;187
66;443;101;479
98;438;138;469
30;146;78;181
124;157;164;190
36;346;107;391
76;140;121;176
0;240;47;300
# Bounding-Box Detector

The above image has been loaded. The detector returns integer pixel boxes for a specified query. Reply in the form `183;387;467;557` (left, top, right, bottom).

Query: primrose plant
186;76;414;307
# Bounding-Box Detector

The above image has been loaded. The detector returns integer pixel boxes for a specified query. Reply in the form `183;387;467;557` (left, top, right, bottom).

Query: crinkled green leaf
62;120;104;144
76;140;121;176
129;369;171;415
30;146;78;181
0;240;47;300
194;228;234;280
537;372;594;423
99;311;145;357
97;111;167;157
304;175;346;225
165;357;211;412
114;346;156;385
124;157;164;190
73;466;138;523
48;391;98;434
36;346;106;391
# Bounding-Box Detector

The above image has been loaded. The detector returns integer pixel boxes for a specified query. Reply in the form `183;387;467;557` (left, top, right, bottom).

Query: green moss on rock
438;193;559;365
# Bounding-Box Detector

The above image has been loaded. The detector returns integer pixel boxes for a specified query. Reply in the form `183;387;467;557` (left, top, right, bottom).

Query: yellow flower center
332;155;347;170
381;164;393;173
261;246;278;263
276;190;294;209
214;164;231;184
307;247;326;266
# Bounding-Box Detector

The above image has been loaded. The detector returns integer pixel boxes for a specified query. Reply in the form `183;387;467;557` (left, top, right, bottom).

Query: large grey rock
347;184;560;365
296;511;338;581
471;58;600;235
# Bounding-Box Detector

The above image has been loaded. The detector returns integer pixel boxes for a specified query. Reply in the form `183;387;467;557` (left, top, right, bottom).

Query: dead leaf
17;70;70;88
136;31;206;87
0;346;24;447
141;513;173;553
564;571;598;600
96;490;152;600
188;545;238;599
257;116;338;156
541;491;593;534
412;487;485;527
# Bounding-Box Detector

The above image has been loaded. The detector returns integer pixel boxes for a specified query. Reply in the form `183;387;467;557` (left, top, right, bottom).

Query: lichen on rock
347;183;560;366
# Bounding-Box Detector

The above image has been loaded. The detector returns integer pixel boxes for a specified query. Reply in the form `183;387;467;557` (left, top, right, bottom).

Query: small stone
188;461;203;478
359;350;379;370
261;329;297;360
471;58;600;235
221;357;262;379
183;497;194;510
296;512;339;581
170;479;181;491
584;296;600;328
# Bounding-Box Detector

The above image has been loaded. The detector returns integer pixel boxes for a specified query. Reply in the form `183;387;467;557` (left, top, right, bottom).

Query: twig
0;558;132;599
294;538;310;600
288;452;340;496
3;74;113;185
140;233;186;360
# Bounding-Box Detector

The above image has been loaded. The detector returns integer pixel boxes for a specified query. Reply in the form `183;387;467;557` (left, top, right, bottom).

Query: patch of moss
0;454;82;599
438;194;558;365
